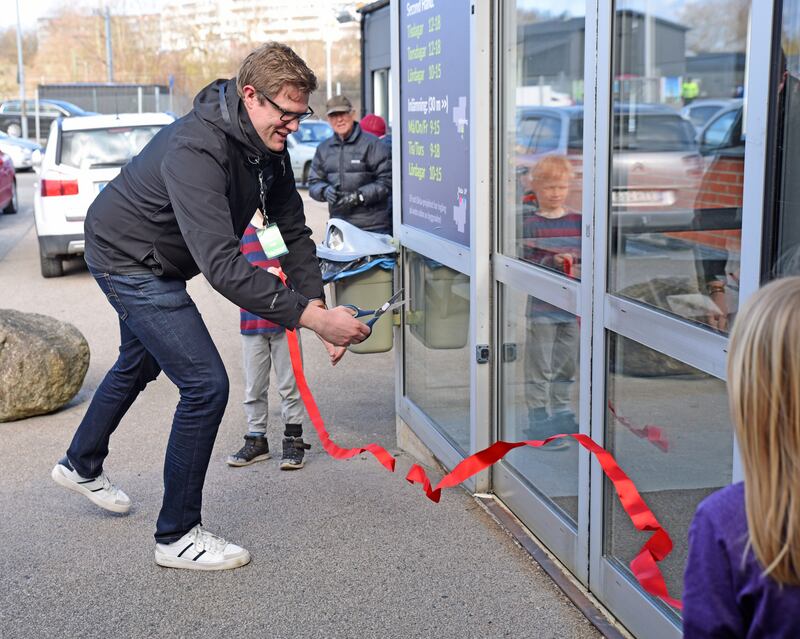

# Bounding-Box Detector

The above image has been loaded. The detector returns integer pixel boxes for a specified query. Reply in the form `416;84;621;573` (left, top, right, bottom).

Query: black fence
38;83;173;115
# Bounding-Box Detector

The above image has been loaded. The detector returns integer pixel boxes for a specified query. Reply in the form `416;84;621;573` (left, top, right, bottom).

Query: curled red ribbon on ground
405;434;681;609
275;268;680;610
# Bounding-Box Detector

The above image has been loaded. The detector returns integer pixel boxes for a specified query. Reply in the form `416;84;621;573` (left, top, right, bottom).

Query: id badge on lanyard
255;167;289;258
257;224;289;258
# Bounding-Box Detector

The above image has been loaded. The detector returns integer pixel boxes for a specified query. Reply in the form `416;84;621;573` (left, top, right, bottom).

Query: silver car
0;131;42;170
515;104;703;230
286;120;332;186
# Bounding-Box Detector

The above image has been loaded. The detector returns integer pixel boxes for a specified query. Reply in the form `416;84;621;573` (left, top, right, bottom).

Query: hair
236;42;318;102
530;154;574;184
728;276;800;585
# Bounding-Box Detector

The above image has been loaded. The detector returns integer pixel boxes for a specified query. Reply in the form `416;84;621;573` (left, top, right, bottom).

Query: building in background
359;1;390;127
378;1;797;638
159;0;360;52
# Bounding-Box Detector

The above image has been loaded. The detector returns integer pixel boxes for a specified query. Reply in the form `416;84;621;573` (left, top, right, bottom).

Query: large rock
0;309;90;421
613;277;708;378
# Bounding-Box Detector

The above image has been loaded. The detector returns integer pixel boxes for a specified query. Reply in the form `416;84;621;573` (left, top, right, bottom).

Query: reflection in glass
61;126;165;169
604;334;732;611
770;0;800;279
608;1;751;335
404;250;470;454
500;285;579;524
502;3;586;277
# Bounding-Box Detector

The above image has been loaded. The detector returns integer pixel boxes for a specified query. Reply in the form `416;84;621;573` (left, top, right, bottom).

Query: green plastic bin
333;266;394;354
408;256;469;350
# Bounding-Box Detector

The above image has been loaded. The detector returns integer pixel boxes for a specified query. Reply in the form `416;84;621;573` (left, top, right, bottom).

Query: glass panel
60;126;165;169
603;333;732;612
500;284;580;524
501;1;586;279
608;1;750;335
404;250;470;455
769;1;800;278
372;68;390;124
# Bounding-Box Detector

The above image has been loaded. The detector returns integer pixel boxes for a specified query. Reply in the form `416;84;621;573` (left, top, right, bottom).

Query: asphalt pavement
0;178;601;638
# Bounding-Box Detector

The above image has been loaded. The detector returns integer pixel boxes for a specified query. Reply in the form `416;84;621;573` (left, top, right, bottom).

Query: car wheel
2;179;17;214
7;122;22;138
302;162;311;187
39;246;64;278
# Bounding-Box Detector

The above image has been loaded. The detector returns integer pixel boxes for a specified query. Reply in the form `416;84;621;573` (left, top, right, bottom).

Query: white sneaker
51;458;131;514
155;525;251;571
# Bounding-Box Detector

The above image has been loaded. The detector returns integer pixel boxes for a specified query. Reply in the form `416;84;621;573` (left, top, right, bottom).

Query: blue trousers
67;268;229;543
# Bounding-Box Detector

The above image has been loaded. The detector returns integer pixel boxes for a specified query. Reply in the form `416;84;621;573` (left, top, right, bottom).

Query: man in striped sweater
227;221;311;470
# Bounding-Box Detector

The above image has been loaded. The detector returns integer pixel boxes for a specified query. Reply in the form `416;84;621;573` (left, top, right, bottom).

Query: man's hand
334;190;362;211
324;186;340;205
299;304;371;346
304;300;348;365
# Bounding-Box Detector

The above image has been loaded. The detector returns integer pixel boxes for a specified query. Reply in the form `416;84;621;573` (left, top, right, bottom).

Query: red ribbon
405;434;681;609
276;269;680;610
276;269;395;471
608;401;670;453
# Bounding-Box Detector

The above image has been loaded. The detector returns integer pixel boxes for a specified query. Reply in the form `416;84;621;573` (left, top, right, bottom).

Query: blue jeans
67;268;229;543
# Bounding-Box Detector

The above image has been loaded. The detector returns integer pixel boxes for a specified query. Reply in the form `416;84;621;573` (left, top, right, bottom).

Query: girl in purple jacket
683;276;800;637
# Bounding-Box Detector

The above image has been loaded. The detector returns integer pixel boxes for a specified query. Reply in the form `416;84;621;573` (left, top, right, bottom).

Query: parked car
696;102;745;158
515;104;703;230
0;131;42;170
0;99;97;143
692;101;745;227
286;120;332;186
0;151;17;214
33;112;174;277
682;98;743;133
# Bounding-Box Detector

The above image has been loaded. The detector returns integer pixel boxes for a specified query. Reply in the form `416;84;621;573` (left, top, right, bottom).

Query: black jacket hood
193;78;287;164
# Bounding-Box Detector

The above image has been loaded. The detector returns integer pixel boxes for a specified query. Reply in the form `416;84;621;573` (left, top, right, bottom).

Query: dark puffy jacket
83;78;322;329
308;123;392;232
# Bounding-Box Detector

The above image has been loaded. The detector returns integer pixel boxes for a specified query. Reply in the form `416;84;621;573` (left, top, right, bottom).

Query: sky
2;0;165;30
4;0;697;32
516;0;685;22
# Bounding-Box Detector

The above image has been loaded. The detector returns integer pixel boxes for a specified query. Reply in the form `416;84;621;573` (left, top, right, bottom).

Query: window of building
767;0;800;279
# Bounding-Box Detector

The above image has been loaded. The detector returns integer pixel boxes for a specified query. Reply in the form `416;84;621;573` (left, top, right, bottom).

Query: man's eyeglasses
257;90;314;123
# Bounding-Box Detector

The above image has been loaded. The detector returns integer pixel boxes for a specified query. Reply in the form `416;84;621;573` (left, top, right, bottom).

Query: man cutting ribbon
50;42;370;572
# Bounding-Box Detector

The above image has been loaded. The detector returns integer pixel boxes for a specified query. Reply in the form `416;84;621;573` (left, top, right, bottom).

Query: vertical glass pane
603;334;732;611
500;285;580;524
769;1;800;278
404;250;471;454
608;1;750;335
501;2;587;280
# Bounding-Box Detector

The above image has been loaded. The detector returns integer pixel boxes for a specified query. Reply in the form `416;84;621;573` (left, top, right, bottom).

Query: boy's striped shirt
239;224;283;335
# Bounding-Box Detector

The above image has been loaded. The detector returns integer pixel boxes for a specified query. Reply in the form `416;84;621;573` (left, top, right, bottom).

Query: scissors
343;289;408;328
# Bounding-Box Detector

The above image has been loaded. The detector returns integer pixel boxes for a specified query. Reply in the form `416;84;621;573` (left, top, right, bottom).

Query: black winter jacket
308;123;392;232
83;78;322;329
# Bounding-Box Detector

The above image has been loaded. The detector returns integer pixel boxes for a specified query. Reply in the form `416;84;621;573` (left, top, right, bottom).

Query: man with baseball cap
308;95;392;233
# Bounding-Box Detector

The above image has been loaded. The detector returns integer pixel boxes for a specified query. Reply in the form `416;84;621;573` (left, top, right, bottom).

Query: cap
326;95;353;115
360;113;386;137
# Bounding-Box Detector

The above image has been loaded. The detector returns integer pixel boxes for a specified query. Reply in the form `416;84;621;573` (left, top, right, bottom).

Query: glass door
494;0;592;581
588;1;763;637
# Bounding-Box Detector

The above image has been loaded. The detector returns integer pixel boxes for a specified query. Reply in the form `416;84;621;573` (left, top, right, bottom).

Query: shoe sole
226;453;271;467
279;460;305;470
50;464;131;514
155;549;251;571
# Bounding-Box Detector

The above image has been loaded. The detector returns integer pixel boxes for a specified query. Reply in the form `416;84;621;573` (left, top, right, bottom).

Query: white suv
34;112;174;277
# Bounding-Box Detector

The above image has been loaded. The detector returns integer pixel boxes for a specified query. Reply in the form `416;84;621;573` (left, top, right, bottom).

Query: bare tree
0;27;37;99
678;0;750;54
